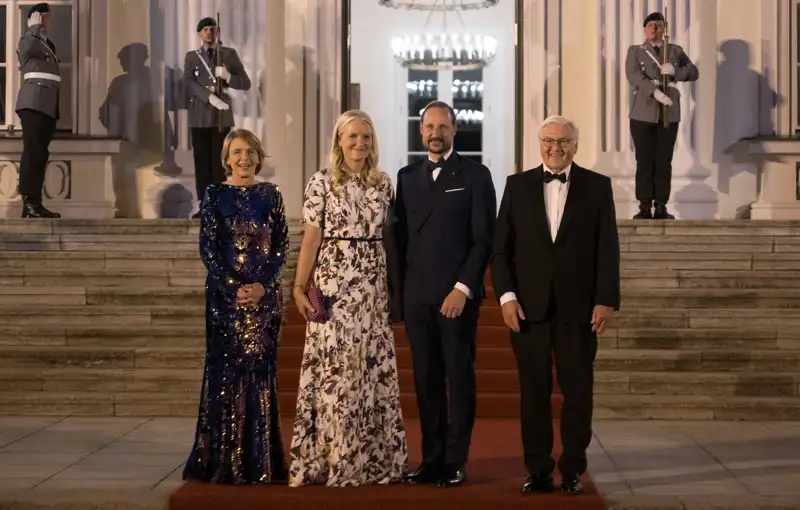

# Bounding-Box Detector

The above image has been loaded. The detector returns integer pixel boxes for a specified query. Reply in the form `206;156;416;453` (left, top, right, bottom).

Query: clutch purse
306;282;329;323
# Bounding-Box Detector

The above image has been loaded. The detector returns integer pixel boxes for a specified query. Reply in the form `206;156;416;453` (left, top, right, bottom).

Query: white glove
661;63;675;76
215;66;231;81
208;94;230;111
28;12;42;27
653;89;673;106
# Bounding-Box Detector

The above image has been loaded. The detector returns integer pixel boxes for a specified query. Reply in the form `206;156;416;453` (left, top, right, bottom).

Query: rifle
215;12;224;132
661;6;669;127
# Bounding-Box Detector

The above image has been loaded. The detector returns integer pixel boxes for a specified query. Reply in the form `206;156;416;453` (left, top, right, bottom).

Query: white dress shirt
499;164;572;306
428;147;473;300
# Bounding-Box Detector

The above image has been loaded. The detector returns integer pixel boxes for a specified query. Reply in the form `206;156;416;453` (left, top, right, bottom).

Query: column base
749;201;800;220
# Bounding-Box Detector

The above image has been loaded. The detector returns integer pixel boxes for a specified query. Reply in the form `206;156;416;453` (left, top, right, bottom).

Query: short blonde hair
328;110;382;188
539;115;580;142
221;128;267;176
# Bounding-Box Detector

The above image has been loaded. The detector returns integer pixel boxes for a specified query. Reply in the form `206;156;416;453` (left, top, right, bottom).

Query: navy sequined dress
183;181;289;484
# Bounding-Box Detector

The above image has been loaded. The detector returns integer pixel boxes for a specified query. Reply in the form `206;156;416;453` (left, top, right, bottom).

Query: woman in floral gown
183;128;288;484
289;110;408;486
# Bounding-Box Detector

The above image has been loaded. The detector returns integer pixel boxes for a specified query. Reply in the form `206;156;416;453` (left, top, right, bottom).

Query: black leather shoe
632;200;652;219
21;196;60;218
436;464;467;488
403;463;441;484
560;473;583;494
653;204;675;219
521;472;555;493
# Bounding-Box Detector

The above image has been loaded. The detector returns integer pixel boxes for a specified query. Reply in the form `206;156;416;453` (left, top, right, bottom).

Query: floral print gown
288;168;408;487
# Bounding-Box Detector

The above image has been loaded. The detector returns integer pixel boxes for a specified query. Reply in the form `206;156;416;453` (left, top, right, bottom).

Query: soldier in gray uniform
625;11;698;220
15;2;61;218
183;16;251;218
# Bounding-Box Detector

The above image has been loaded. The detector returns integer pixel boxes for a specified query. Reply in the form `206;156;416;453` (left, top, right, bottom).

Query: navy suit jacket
395;152;497;306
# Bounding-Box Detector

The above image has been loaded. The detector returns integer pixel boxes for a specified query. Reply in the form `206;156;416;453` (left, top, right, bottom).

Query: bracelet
293;284;306;288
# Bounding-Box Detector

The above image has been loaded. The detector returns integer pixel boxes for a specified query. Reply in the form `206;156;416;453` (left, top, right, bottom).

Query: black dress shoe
21;196;60;218
653;204;675;220
521;472;555;493
191;211;201;219
632;200;652;219
560;473;583;494
403;463;441;484
436;464;466;488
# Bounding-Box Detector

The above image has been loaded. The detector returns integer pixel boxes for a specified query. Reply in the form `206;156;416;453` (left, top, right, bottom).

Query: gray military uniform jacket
15;23;60;120
625;42;698;124
183;45;251;129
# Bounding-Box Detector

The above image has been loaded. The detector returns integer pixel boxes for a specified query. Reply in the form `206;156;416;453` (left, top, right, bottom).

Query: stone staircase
0;219;799;420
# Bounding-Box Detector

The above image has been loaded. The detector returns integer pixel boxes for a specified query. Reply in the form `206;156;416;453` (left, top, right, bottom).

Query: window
405;68;485;165
2;0;73;131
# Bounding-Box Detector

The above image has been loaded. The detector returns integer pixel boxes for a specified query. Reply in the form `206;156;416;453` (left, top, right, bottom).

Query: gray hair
539;115;579;142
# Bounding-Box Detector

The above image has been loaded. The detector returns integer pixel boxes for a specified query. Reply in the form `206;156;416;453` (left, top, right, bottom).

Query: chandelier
391;33;497;71
378;0;499;10
385;0;497;71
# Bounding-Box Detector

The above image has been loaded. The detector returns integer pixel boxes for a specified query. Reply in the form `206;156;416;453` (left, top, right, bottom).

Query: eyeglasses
540;138;573;148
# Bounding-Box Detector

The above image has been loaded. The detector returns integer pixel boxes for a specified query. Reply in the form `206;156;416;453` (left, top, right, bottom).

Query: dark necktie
543;171;567;183
206;48;214;61
653;45;661;56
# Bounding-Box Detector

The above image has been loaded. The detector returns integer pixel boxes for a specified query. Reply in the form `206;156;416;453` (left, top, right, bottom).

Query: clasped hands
237;283;265;306
500;301;614;335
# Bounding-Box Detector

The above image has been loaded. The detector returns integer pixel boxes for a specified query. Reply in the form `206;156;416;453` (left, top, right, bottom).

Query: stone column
520;0;561;170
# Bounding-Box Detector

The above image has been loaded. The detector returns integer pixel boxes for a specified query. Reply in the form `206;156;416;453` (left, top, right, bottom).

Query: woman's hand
237;283;265;306
292;285;314;321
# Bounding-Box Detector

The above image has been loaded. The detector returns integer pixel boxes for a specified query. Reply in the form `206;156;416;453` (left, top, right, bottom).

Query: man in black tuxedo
395;101;496;488
490;116;620;494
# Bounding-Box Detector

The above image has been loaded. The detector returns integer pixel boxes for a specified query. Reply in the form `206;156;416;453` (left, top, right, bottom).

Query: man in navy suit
490;115;620;494
395;100;496;488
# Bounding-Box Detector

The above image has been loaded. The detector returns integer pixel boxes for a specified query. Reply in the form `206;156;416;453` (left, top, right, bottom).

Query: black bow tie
543;171;567;183
426;159;442;171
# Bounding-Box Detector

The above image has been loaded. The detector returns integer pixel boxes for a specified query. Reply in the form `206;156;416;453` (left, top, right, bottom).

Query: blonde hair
328;110;382;188
221;128;267;175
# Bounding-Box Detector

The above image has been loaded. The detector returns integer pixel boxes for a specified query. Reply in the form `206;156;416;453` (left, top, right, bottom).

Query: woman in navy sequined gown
183;128;289;485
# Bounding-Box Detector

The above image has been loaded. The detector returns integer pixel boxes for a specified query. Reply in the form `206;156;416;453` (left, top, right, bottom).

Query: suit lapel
555;165;585;243
414;152;462;232
527;166;552;243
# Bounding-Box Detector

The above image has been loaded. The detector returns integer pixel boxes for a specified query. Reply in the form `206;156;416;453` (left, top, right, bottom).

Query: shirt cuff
454;282;473;299
499;292;518;305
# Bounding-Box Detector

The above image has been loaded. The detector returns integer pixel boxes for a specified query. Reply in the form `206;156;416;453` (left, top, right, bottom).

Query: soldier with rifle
625;10;698;220
183;15;251;218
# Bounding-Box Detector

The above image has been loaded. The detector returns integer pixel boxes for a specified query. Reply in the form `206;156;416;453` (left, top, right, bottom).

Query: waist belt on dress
323;236;383;242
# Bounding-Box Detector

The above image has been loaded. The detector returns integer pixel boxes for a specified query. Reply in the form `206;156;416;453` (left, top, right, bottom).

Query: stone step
620;270;800;288
1;345;797;372
2;286;800;308
0;390;797;420
0;268;207;287
3;324;795;350
1;368;796;398
4;305;800;328
5;268;800;289
620;288;800;308
0;251;206;271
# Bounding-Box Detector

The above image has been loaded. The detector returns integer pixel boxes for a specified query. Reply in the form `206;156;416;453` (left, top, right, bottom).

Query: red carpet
169;418;604;510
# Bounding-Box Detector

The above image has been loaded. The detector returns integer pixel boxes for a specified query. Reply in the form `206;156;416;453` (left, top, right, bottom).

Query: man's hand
653;89;673;106
501;300;525;333
215;66;231;82
208;94;230;111
440;288;468;319
661;63;675;76
591;305;614;334
28;12;42;28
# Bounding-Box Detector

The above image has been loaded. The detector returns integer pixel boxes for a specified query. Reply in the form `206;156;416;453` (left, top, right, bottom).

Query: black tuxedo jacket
490;164;620;323
395;152;496;306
